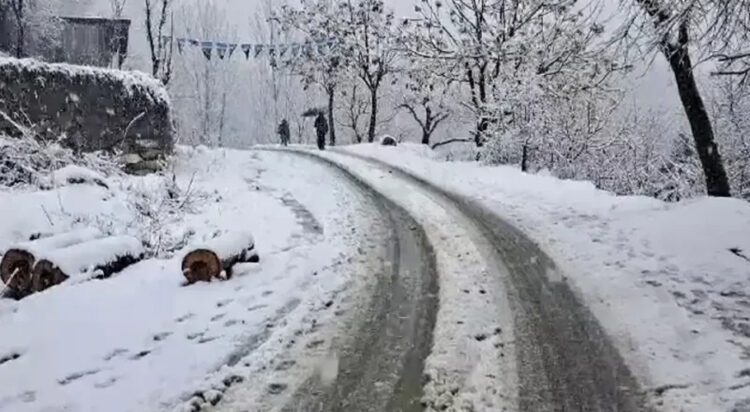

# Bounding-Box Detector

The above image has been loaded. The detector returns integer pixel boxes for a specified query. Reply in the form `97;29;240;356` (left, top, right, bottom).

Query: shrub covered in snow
0;135;120;189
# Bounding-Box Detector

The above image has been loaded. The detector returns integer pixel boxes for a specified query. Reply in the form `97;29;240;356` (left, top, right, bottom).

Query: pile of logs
1;228;260;298
182;231;259;284
0;229;144;299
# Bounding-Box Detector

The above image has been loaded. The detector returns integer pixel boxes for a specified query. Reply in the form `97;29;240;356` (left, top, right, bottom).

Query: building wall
59;18;130;68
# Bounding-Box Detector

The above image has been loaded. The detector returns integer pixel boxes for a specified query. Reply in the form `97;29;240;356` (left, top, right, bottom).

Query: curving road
216;148;650;412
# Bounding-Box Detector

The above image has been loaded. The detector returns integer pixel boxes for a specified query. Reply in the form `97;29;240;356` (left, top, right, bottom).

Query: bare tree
341;0;397;143
172;0;237;146
111;0;127;18
274;0;348;146
339;83;368;143
144;0;173;85
399;57;451;145
399;99;449;146
615;0;732;196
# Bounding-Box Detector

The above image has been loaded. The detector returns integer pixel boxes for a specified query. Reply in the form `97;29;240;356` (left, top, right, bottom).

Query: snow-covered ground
339;143;750;411
0;147;383;412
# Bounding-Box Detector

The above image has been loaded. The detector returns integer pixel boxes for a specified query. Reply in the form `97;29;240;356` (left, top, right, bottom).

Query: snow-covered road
3;144;746;411
279;148;648;412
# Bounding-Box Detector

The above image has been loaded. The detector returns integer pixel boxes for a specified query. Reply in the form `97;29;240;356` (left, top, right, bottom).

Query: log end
182;249;222;284
32;260;69;293
0;249;36;294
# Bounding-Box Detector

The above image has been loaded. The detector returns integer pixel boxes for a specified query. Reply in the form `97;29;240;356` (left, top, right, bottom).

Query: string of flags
162;36;340;61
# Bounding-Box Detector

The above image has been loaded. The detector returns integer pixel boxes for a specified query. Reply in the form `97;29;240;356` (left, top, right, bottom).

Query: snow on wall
0;57;173;153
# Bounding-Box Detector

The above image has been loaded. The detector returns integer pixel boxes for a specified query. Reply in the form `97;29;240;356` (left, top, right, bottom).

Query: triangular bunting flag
160;35;172;47
254;44;264;58
176;38;186;54
241;44;252;59
216;42;228;59
201;41;213;60
267;45;276;58
228;43;238;58
278;44;289;58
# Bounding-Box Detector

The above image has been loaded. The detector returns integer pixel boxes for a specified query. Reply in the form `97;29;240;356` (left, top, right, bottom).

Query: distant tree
402;0;614;149
274;0;349;146
144;0;173;85
110;0;127;18
173;0;238;146
339;83;369;143
340;0;397;143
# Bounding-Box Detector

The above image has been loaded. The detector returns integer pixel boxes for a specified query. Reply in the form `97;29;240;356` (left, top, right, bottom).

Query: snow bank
341;144;750;411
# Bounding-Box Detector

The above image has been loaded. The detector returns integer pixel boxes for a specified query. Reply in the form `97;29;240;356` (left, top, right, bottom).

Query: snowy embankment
0;146;369;412
342;143;750;412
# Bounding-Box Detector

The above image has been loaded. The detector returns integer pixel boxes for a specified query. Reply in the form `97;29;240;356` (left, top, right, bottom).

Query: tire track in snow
271;150;439;412
327;149;651;412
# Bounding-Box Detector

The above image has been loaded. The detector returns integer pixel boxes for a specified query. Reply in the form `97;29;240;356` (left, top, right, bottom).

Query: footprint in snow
187;331;205;341
0;352;21;365
103;348;129;361
152;332;172;342
58;369;100;385
247;304;268;312
198;336;221;344
129;350;152;360
217;299;233;308
176;313;195;323
210;313;226;322
19;391;36;403
94;377;119;389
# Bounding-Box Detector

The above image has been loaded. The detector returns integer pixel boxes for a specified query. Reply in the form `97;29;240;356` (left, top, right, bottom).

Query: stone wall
0;57;173;155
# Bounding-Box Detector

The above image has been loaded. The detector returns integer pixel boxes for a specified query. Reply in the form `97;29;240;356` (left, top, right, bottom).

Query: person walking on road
314;112;328;151
277;119;290;146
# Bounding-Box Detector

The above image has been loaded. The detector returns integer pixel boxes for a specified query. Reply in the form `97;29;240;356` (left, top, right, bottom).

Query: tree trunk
475;118;489;148
327;87;336;146
367;88;378;143
663;25;731;197
422;107;432;145
11;0;24;58
521;144;529;172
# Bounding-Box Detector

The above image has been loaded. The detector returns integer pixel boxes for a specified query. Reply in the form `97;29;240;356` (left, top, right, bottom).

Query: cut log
0;249;35;295
181;231;258;284
0;228;103;295
31;235;145;292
